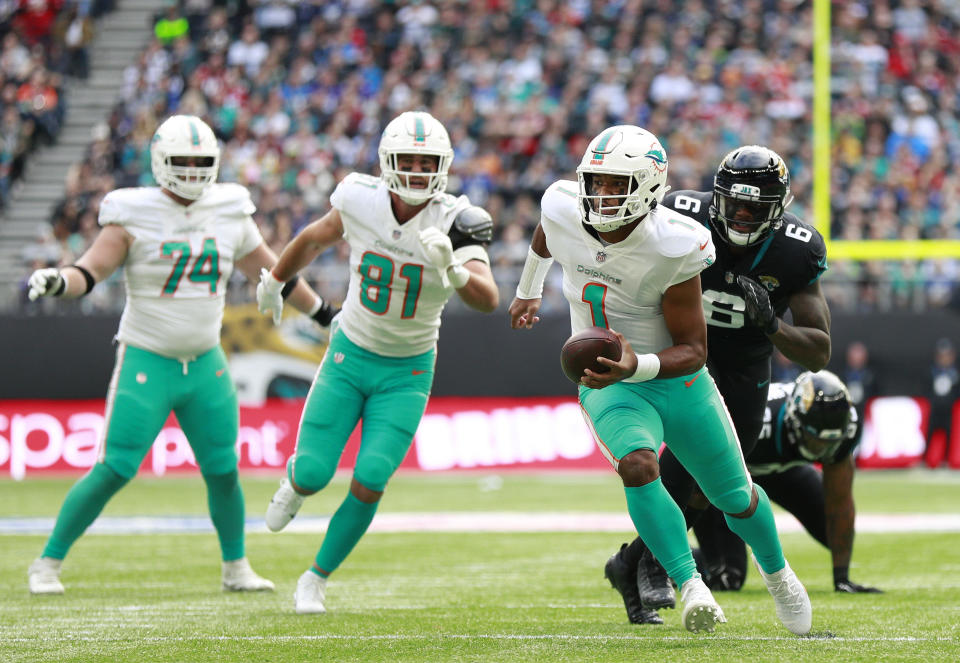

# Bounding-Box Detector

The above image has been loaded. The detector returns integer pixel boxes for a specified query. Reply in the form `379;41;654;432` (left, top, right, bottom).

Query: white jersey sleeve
539;180;712;356
331;173;479;357
102;184;263;359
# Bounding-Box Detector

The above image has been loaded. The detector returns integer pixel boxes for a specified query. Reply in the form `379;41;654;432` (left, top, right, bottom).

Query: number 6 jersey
98;183;263;359
661;189;827;368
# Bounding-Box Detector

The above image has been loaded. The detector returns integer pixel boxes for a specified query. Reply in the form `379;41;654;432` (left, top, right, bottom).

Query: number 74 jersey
98;183;264;358
662;189;828;366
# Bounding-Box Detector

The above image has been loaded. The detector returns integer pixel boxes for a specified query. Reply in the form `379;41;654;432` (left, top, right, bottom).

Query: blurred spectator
841;340;879;407
16;68;61;145
226;23;268;77
926;338;960;467
13;0;60;47
52;5;94;79
154;1;189;46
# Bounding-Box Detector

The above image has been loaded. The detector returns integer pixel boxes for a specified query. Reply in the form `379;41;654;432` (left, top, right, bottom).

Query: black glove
737;275;779;335
311;299;339;327
834;566;883;593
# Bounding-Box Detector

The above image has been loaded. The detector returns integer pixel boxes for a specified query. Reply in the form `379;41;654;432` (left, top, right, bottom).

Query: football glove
27;268;65;301
257;268;284;325
737;274;779;335
419;227;469;288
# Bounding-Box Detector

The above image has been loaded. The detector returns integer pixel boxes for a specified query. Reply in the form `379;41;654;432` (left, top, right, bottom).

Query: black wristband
833;565;849;585
67;264;96;295
311;299;336;327
280;275;300;300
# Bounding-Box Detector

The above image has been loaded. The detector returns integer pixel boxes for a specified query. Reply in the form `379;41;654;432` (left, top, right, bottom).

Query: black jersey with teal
661;190;827;368
748;386;862;476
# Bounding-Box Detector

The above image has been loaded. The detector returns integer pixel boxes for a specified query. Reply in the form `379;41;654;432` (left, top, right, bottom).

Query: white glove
28;268;64;301
257;268;285;325
418;227;469;288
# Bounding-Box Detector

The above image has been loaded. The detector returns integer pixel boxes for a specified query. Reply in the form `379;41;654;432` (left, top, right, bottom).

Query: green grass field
2;471;959;662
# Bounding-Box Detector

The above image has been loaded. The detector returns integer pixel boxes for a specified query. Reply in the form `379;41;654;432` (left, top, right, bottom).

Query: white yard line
1;634;956;643
1;512;959;534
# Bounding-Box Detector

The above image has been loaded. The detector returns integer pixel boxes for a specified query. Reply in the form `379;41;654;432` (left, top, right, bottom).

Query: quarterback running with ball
26;115;334;595
508;125;812;635
256;111;499;615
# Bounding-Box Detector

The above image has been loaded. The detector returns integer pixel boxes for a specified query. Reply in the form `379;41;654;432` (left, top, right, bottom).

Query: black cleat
637;549;676;610
605;544;664;625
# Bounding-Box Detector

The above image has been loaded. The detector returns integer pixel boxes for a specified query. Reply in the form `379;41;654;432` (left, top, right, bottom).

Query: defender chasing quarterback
509;125;812;635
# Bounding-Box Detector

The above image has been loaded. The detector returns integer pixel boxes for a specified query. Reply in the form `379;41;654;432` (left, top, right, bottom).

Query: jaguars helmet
378;111;454;205
784;370;854;462
576;125;669;232
711;145;793;246
150;114;220;200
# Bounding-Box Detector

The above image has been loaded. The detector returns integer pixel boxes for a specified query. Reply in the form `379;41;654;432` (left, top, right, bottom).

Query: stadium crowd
12;0;960;314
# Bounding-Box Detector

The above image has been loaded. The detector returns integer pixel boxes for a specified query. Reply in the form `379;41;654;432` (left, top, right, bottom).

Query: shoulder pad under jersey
201;182;256;217
452;206;493;244
540;180;580;227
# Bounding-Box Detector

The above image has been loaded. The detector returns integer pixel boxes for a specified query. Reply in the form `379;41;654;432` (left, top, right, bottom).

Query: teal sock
42;463;129;559
314;492;378;576
723;483;785;574
624;479;698;586
203;470;246;561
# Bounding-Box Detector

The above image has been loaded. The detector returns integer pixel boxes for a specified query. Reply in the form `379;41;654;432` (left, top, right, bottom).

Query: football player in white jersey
508;125;812;635
255;111;498;615
25;115;335;596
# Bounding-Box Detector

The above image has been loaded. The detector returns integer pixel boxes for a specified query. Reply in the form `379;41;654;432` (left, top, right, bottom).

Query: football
560;326;622;384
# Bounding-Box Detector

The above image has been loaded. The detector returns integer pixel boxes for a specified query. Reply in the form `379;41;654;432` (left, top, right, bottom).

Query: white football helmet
150;114;221;200
378;111;453;204
576;125;669;232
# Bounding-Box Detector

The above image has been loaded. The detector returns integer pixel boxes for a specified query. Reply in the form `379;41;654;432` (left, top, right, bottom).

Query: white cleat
754;556;812;635
222;557;275;592
28;557;65;595
266;477;306;532
679;576;725;633
294;570;327;614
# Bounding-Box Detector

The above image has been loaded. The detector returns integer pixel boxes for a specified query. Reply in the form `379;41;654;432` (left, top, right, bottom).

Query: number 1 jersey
540;180;715;361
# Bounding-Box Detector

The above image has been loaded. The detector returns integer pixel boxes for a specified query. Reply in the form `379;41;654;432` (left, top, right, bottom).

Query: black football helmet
710;145;793;246
783;370;854;462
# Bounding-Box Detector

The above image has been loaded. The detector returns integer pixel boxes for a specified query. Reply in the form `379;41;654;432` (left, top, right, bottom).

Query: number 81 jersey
662;189;827;367
98;184;264;358
331;173;486;358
